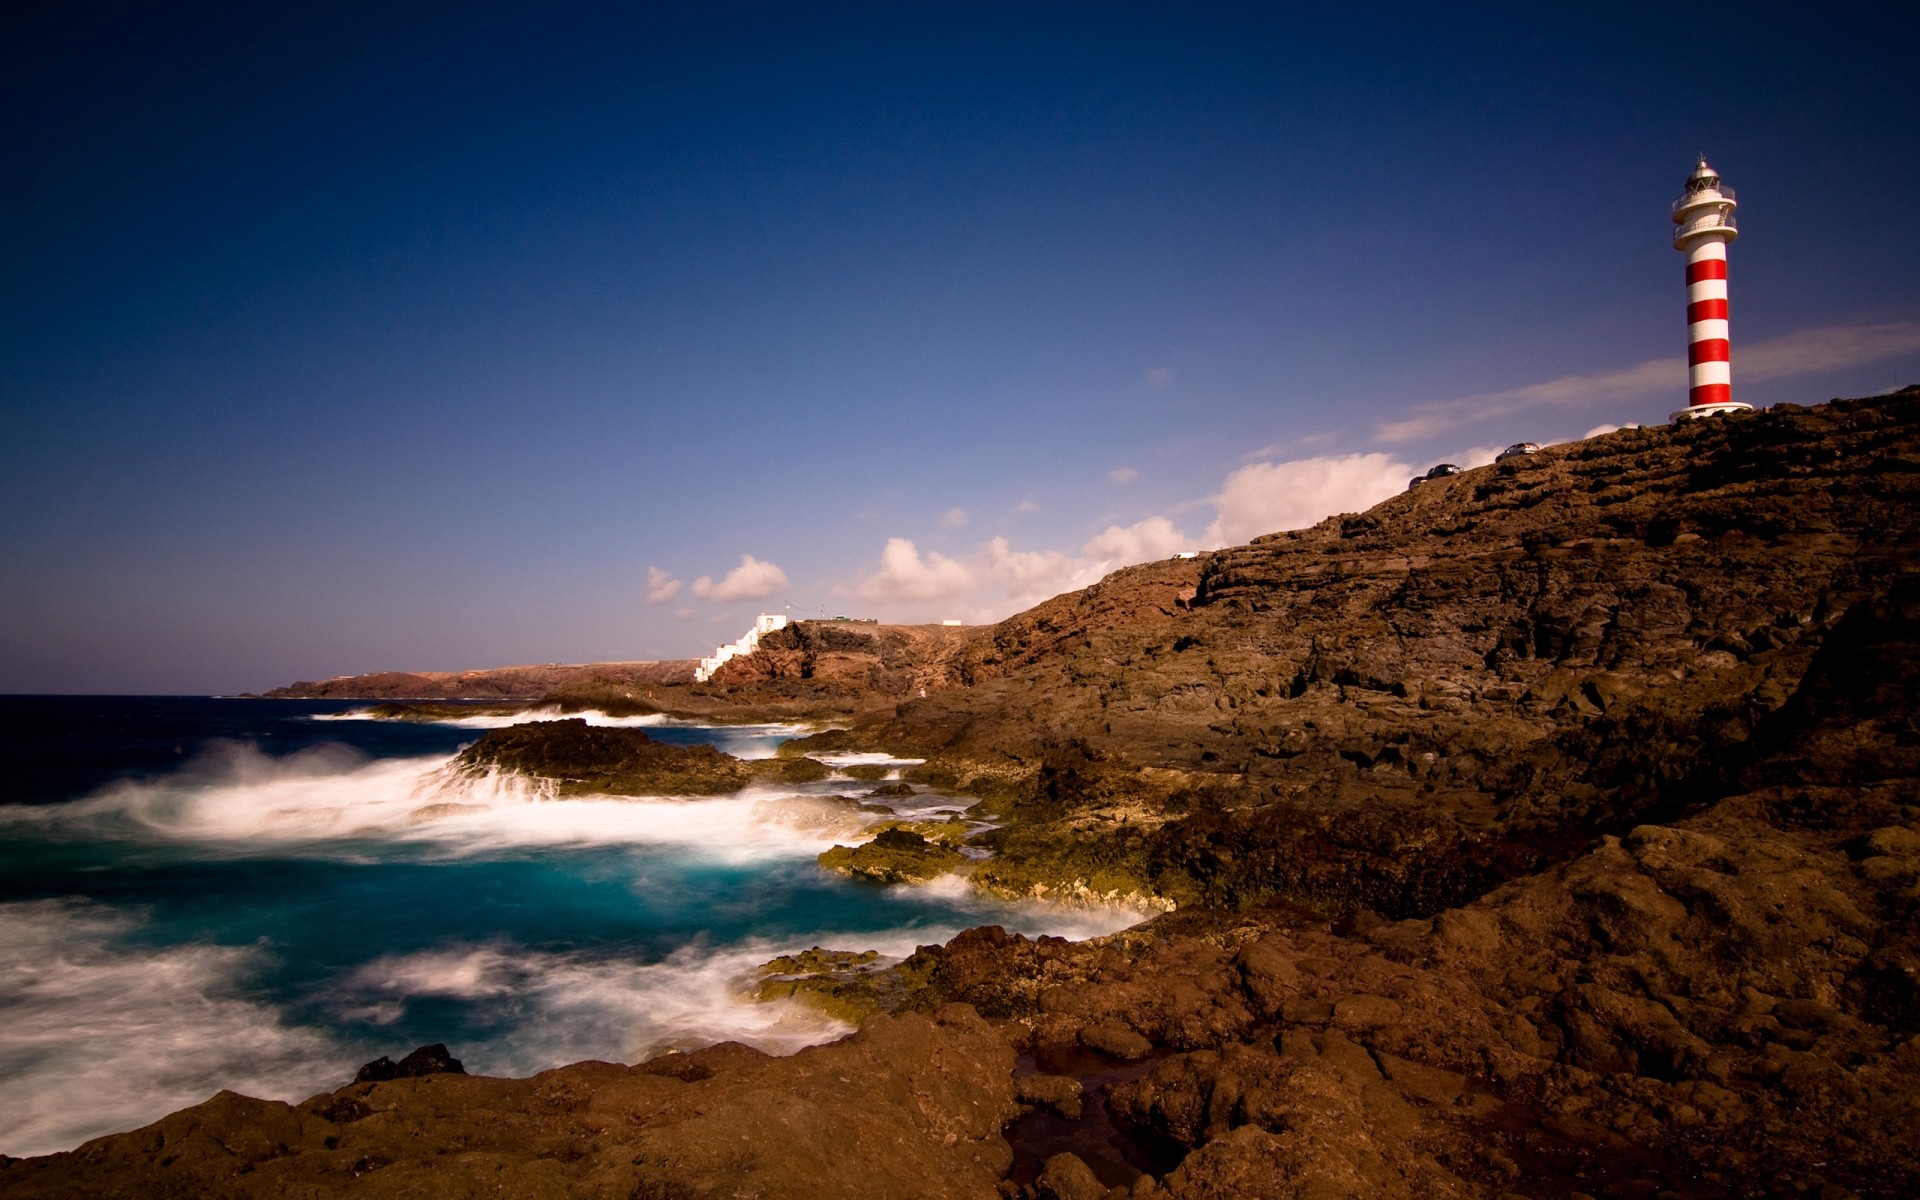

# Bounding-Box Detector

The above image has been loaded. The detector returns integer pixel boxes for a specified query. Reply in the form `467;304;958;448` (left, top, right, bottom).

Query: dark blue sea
0;696;1144;1157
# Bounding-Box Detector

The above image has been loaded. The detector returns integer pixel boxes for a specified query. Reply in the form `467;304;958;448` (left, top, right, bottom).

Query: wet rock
1035;1151;1109;1200
1081;1021;1153;1061
1015;1073;1085;1119
753;945;940;1024
451;718;754;795
818;827;968;884
753;754;832;782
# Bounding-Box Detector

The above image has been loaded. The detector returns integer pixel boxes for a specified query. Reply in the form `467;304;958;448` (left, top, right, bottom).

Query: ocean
0;696;1147;1158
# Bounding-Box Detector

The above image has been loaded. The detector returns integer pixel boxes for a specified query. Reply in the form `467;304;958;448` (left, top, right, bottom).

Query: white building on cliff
694;613;788;683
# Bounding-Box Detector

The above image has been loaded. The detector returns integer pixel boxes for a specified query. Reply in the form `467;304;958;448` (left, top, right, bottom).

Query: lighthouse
1670;156;1752;421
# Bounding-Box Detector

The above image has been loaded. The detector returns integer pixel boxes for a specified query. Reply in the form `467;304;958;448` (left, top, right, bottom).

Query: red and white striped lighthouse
1670;156;1752;421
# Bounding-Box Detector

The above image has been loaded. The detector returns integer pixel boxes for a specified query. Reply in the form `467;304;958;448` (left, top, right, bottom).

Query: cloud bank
832;450;1429;624
691;555;789;602
1376;320;1920;443
1206;453;1412;545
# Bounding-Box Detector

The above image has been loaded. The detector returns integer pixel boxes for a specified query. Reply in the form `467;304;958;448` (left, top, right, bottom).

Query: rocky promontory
11;391;1920;1199
450;719;833;794
262;658;696;700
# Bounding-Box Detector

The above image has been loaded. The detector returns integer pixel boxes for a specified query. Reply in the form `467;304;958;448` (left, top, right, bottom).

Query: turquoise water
0;698;1146;1157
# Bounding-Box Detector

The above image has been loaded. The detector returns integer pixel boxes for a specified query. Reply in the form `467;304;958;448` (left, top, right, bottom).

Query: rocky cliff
261;659;696;700
12;391;1920;1200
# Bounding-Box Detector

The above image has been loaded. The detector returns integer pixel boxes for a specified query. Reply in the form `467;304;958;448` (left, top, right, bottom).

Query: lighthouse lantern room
1670;156;1752;422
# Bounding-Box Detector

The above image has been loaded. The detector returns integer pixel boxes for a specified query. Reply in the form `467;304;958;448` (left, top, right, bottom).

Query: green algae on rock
818;827;969;883
752;946;942;1025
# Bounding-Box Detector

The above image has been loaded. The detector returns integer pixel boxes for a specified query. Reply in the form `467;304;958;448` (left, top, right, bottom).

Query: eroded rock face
888;395;1920;920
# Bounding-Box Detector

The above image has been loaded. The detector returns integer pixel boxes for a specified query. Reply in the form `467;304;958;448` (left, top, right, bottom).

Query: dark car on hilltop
1408;463;1462;489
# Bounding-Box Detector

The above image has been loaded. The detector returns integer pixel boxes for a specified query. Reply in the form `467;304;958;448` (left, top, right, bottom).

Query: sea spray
0;697;1154;1160
0;899;350;1159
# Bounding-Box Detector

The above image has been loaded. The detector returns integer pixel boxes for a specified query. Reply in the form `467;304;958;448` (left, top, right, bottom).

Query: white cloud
1375;320;1920;443
1146;366;1173;387
985;537;1094;610
841;538;975;604
1107;466;1139;485
940;507;969;527
644;566;682;604
1083;516;1194;566
690;554;789;602
1456;445;1501;470
1740;321;1920;379
1013;499;1042;514
1206;453;1413;545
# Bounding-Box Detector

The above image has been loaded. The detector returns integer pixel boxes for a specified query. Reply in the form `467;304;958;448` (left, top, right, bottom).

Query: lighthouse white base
1669;400;1754;422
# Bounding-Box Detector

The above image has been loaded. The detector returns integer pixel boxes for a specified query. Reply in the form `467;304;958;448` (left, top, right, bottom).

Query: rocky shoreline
8;391;1918;1198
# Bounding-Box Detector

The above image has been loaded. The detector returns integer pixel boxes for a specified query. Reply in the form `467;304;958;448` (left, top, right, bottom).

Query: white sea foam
817;750;926;769
0;899;351;1159
0;882;1151;1158
885;874;1158;940
315;708;814;761
314;706;669;729
328;940;855;1072
0;742;880;862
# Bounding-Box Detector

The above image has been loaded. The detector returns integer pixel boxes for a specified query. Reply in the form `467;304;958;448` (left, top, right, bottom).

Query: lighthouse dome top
1672;155;1737;246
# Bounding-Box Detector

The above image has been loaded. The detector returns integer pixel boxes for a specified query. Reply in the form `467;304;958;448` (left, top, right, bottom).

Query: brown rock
1080;1021;1153;1061
1035;1151;1109;1200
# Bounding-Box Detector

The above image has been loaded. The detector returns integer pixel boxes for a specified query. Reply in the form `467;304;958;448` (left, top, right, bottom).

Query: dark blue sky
4;2;1916;692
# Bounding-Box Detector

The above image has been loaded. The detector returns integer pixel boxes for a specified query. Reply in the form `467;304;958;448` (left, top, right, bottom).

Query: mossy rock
760;947;881;975
818;829;968;884
902;762;960;787
870;816;973;847
751;756;831;783
968;820;1189;908
751;945;940;1023
841;764;891;782
776;728;862;758
867;782;916;798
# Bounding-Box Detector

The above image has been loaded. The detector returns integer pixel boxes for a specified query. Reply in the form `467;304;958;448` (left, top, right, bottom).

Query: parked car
1408;463;1462;490
1495;441;1541;463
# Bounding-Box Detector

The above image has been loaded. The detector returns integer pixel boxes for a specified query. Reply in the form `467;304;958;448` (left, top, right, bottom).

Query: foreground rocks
0;1008;1017;1200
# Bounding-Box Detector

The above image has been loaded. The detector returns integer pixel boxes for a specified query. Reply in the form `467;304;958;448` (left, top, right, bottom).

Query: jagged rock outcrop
875;395;1920;918
449;718;829;795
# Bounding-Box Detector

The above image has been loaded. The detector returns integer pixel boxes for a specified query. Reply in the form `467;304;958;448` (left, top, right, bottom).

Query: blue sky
3;2;1916;693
